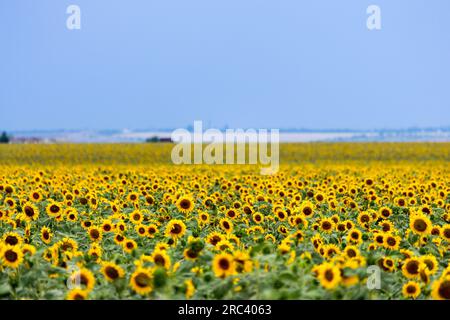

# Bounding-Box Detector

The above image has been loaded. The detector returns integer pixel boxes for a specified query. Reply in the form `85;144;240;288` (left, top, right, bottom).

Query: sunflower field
0;143;449;300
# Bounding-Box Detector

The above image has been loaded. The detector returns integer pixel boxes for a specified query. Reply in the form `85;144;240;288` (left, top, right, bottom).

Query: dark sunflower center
324;269;334;282
186;249;198;259
25;206;34;217
171;224;182;234
105;266;119;279
135;273;151;288
406;285;416;294
322;221;332;230
50;205;60;213
90;229;100;239
219;258;230;270
5;236;18;245
443;229;450;239
73;293;85;300
5;250;18;262
413;219;427;232
406;261;419;275
438;280;450;300
347;249;356;257
180;199;191;209
387;237;396;246
154;255;165;266
211;236;221;245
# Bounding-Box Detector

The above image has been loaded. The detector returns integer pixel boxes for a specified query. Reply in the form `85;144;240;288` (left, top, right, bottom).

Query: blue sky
0;0;449;131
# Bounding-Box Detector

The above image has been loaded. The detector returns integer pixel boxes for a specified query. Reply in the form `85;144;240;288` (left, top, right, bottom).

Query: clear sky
1;0;449;131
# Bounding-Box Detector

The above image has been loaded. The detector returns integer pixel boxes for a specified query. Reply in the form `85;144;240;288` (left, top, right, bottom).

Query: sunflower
384;234;400;250
114;233;125;245
347;228;363;244
216;239;234;252
381;257;395;272
29;190;42;202
147;224;158;238
3;232;22;246
219;218;233;234
101;262;125;282
66;209;78;222
225;209;238;219
233;250;253;273
66;288;89;300
431;276;450;300
402;281;421;299
127;192;140;203
319;218;335;233
81;220;93;230
323;244;340;259
165;219;186;239
87;226;103;242
22;244;36;256
68;268;95;292
206;232;223;246
420;255;439;275
317;263;342;289
4;197;16;209
101;220;113;233
151;249;171;269
378;207;392;219
357;211;372;226
441;224;450;241
184;248;200;261
135;224;148;237
58;237;78;253
45;202;62;217
88;244;102;261
176;196;194;214
252;212;264;224
22;202;39;221
402;258;422;279
129;210;143;224
198;211;210;225
123;239;138;253
212;252;236;278
1;245;24;268
185;279;195;299
344;245;360;259
409;213;431;235
300;201;314;217
275;210;287;221
130;267;153;295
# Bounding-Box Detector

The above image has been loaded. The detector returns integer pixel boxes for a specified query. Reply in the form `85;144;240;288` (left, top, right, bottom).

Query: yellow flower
130;267;153;295
317;263;341;289
402;281;421;299
212;252;236;278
